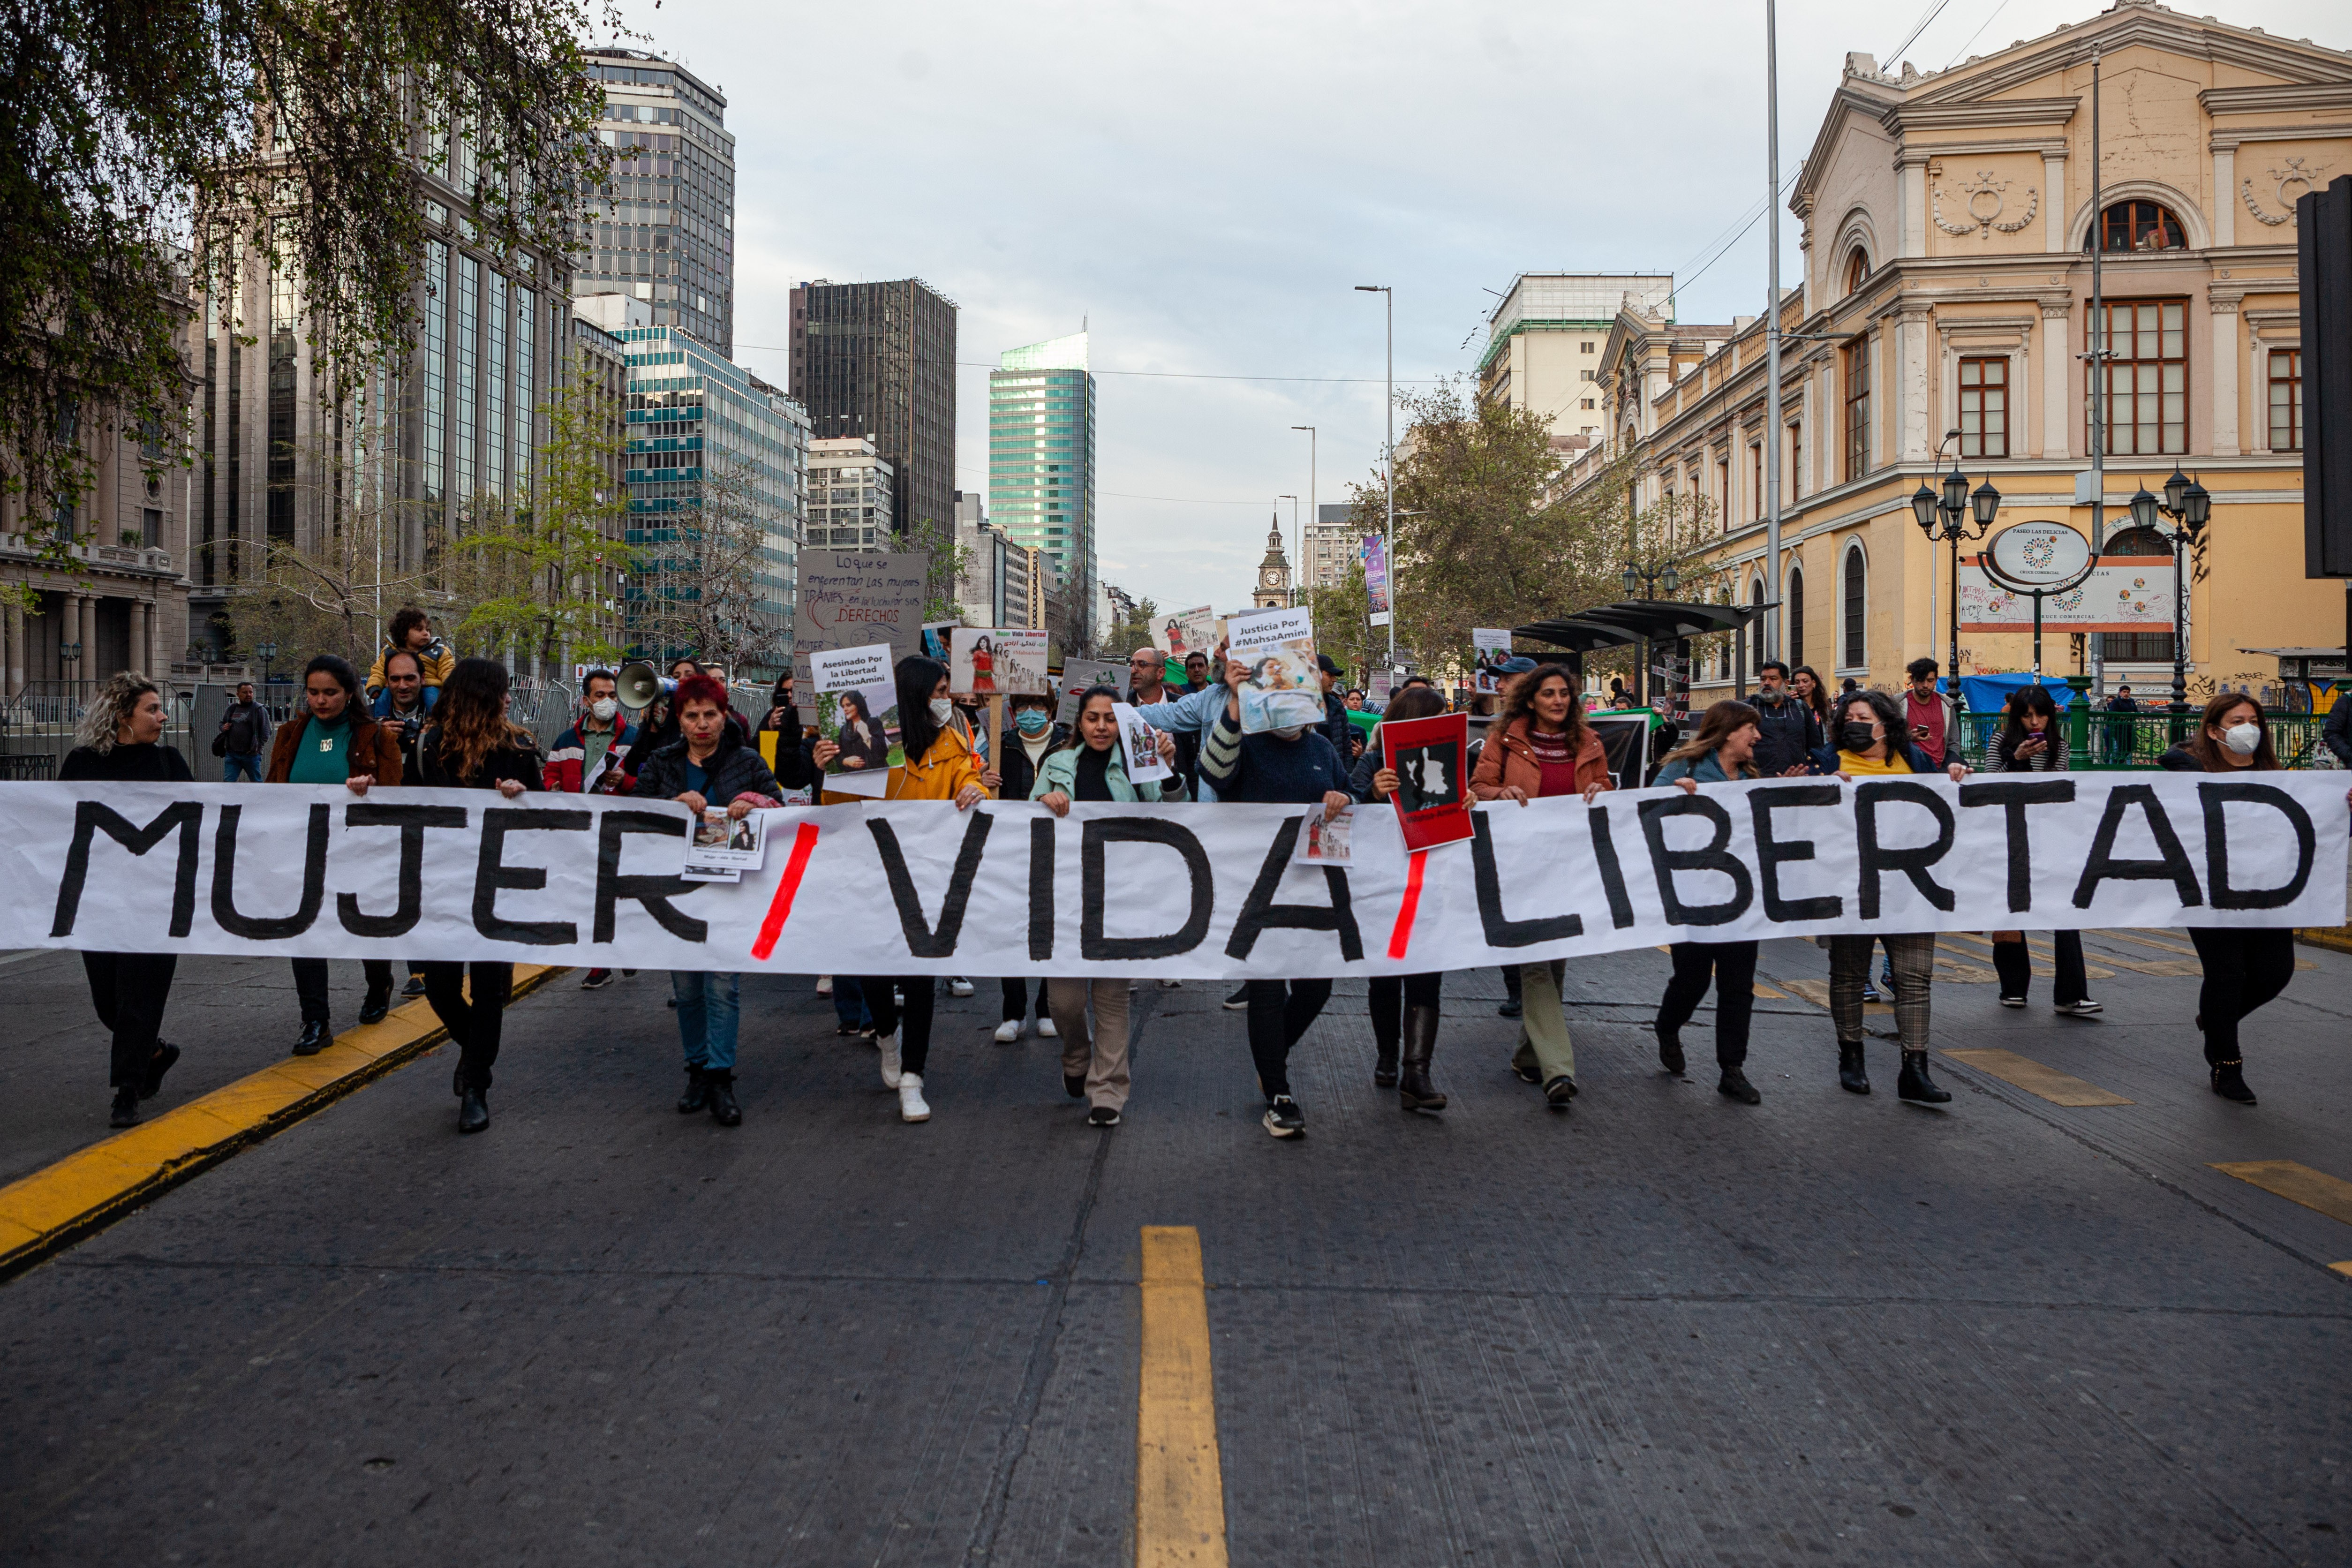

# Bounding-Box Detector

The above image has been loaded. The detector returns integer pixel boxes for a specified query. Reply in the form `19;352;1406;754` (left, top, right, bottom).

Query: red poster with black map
1380;711;1474;853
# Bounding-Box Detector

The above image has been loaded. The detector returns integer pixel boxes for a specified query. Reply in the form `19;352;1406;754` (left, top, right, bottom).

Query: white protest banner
1226;607;1322;734
4;775;2340;979
814;643;900;797
1111;703;1174;785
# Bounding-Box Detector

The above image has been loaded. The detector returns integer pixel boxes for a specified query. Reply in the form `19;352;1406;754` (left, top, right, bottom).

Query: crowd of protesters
43;607;2350;1141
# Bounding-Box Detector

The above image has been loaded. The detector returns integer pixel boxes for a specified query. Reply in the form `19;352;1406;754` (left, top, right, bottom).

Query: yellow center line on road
1138;1226;1228;1568
0;965;564;1281
1941;1048;2134;1107
2211;1161;2352;1231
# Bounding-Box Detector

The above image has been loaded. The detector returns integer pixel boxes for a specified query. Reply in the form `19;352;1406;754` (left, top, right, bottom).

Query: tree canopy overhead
2;0;614;513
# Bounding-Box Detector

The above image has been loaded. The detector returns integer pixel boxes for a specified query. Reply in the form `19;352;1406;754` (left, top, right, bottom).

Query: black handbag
210;730;228;757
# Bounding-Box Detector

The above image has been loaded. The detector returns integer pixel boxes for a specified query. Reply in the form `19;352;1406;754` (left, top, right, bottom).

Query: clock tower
1251;515;1292;609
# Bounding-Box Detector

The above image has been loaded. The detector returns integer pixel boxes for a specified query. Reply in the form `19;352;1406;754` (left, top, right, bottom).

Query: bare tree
626;452;790;678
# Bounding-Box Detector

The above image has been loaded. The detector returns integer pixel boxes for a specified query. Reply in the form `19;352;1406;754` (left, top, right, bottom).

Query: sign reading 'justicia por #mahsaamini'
5;776;2343;977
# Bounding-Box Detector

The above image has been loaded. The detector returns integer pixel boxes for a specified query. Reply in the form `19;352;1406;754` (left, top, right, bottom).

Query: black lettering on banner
1586;805;1638;929
594;810;707;942
868;812;993;957
2199;780;2314;910
474;808;591;944
1029;817;1057;961
211;802;329;938
1469;814;1584;945
1854;781;1957;919
1957;779;2075;912
1225;815;1363;962
1082;818;1213;960
2071;783;2202;909
336;803;468;938
1749;785;1842;922
1636;794;1754;926
49;799;203;939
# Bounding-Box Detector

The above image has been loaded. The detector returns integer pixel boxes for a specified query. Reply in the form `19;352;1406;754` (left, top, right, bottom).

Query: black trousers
1990;931;2087;1006
999;977;1051;1025
1246;979;1333;1100
863;976;937;1076
1500;964;1523;1004
83;951;177;1088
1654;941;1757;1067
291;957;397;1023
2187;927;2296;1065
421;961;512;1090
1368;972;1443;1054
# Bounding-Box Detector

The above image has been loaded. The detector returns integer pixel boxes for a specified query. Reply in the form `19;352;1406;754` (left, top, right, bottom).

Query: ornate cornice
2201;83;2352;116
1881;97;2079;135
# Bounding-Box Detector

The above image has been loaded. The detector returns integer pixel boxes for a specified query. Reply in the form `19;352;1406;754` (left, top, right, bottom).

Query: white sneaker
898;1072;930;1122
815;974;834;996
948;977;975;998
1038;1018;1058;1039
878;1033;903;1089
993;1019;1024;1043
2055;998;2104;1016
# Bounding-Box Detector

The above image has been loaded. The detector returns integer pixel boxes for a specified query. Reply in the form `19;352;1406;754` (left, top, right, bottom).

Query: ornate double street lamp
1620;558;1681;709
2129;467;2211;715
1912;459;2002;685
256;641;280;690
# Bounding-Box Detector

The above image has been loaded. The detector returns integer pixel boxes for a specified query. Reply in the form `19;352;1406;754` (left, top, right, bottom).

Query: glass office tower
575;47;736;356
988;332;1096;646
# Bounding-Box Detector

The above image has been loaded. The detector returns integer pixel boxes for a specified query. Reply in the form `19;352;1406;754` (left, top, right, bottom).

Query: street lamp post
1355;285;1394;658
1290;425;1316;608
256;641;280;691
1279;495;1298;601
2131;468;2212;716
1620;558;1681;709
1911;460;2001;686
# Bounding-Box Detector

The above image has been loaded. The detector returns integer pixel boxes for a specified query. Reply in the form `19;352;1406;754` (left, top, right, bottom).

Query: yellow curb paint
1751;983;1785;1000
2330;1262;2352;1279
1138;1226;1228;1568
1941;1048;2133;1107
0;964;561;1282
2210;1161;2352;1229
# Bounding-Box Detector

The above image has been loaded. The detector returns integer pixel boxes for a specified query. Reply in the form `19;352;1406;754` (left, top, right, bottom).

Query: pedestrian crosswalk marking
2211;1161;2352;1229
1138;1226;1228;1567
1941;1048;2133;1107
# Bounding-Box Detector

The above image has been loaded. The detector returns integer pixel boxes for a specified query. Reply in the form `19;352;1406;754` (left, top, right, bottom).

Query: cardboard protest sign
1155;605;1215;659
1225;607;1323;734
1057;659;1127;723
814;643;900;797
1380;711;1474;853
1472;629;1513;694
951;627;1049;698
1111;702;1174;785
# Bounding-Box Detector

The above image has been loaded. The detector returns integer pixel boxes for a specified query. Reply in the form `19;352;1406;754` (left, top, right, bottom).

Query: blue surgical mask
1014;708;1050;735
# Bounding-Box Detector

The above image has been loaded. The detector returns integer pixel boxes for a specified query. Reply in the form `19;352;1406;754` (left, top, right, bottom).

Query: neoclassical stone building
1562;0;2347;702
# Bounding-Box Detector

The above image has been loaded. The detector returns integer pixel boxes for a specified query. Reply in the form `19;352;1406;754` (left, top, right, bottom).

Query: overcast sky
610;0;2343;619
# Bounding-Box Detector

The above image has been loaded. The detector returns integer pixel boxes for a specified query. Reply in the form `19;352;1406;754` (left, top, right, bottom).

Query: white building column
1898;152;1929;258
2247;317;2270;455
2212;144;2236;249
2042;302;2073;460
2042;150;2068;253
2209;295;2241;457
1899;306;1933;464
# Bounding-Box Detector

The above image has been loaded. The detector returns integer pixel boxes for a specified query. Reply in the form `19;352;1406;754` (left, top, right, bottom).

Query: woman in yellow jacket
812;654;991;1123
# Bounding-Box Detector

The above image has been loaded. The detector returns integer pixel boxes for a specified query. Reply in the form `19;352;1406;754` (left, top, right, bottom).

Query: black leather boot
292;1018;331;1056
358;982;392;1026
457;1085;490;1133
1718;1066;1760;1104
1656;1025;1686;1077
138;1041;181;1101
676;1066;710;1114
1373;1026;1400;1088
1897;1049;1951;1104
706;1070;742;1126
1837;1040;1870;1095
2210;1058;2257;1104
1398;1004;1445;1113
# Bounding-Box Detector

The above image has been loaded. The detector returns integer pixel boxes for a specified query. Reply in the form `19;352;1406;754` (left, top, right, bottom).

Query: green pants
1510;959;1576;1083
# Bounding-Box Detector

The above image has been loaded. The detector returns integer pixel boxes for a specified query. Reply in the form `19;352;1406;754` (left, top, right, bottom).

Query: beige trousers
1046;977;1132;1111
1510;959;1576;1084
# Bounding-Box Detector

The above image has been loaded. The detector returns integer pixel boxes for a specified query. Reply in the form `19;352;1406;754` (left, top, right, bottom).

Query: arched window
2091;200;2187;253
1787;564;1806;668
2103;526;2171;557
1845;249;1870;295
1841;544;1867;669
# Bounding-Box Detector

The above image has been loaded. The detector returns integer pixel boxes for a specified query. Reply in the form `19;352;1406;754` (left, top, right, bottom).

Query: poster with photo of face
1380;710;1474;853
950;627;1050;698
1225;607;1324;734
1110;702;1174;785
814;643;902;796
1471;628;1514;694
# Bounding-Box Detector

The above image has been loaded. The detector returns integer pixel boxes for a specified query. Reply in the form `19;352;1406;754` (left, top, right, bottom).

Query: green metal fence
1952;710;2336;770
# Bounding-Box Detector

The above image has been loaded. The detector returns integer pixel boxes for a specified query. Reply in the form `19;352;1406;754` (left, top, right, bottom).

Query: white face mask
589;697;618;721
1268;725;1305;741
929;697;955;726
2223;721;2262;756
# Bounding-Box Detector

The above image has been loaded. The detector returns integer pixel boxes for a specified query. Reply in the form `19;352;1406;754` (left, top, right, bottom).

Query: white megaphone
615;659;674;711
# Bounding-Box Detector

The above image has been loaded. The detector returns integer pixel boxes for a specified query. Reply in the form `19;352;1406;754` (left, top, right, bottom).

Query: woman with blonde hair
1648;701;1766;1104
414;657;542;1133
60;671;191;1127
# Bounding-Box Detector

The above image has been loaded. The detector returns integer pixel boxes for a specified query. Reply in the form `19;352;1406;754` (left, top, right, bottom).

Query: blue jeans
831;975;872;1031
672;970;741;1073
222;752;262;782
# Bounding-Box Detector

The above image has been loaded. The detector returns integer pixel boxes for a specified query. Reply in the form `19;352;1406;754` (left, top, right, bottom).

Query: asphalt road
2;933;2349;1567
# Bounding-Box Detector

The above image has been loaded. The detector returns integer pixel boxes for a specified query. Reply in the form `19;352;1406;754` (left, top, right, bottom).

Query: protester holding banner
1980;685;2098;1016
813;655;992;1124
1353;684;1450;1112
267;654;406;1048
1471;663;1612;1109
60;672;191;1128
1749;662;1820;777
2158;694;2352;1104
1029;686;1188;1125
985;690;1069;1043
628;672;782;1128
410;659;543;1133
1811;688;1970;1103
1649;701;1767;1105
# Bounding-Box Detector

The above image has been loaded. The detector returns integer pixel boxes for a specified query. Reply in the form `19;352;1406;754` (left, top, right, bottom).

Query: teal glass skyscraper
989;332;1095;646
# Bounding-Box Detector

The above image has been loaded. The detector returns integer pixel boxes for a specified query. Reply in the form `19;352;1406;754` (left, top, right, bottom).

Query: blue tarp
1958;673;2077;715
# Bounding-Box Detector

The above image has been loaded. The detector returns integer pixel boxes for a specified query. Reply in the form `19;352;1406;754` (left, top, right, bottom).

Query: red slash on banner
1385;850;1427;960
750;821;822;962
